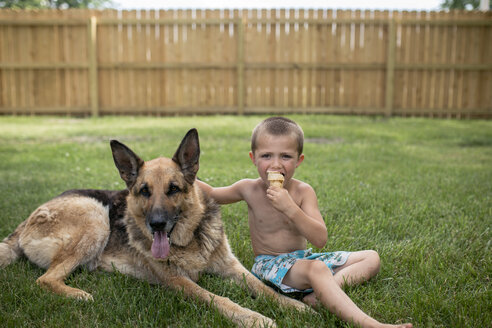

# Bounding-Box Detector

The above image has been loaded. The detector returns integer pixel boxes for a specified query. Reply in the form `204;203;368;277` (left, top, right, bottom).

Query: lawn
0;115;490;327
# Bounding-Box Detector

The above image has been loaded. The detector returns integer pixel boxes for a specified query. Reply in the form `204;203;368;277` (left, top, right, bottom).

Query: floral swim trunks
251;249;351;293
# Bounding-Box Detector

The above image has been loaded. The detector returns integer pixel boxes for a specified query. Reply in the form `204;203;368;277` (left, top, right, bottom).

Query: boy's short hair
251;117;304;155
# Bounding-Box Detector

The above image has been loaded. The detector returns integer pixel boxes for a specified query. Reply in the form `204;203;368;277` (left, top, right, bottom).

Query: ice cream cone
268;171;284;188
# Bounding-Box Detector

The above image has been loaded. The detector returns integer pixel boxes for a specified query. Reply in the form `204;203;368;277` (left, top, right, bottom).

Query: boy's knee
367;250;381;274
308;260;333;278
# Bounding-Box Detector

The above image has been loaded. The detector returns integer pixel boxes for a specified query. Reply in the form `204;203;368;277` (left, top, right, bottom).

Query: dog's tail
0;221;26;268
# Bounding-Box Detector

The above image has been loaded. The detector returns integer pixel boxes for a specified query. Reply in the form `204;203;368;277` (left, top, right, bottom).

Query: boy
197;117;412;328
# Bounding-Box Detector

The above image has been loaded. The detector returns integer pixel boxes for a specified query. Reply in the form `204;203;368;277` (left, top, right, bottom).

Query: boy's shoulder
235;178;263;188
290;177;311;186
233;178;265;195
289;178;316;194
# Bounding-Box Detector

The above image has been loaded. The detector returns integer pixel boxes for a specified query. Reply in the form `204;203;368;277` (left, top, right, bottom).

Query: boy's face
249;132;304;187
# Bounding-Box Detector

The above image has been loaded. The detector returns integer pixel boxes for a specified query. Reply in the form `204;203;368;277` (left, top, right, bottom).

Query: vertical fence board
483;14;492;113
385;12;396;116
229;9;238;111
0;10;5;110
89;15;98;116
376;10;389;111
352;10;362;110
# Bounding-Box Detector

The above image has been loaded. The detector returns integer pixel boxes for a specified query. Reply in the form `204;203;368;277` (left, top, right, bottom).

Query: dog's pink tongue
151;231;170;259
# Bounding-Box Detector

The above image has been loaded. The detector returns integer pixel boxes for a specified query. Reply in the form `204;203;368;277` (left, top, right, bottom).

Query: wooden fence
0;9;491;118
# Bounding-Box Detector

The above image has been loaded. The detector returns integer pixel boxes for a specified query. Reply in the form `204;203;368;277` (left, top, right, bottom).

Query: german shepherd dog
0;129;308;327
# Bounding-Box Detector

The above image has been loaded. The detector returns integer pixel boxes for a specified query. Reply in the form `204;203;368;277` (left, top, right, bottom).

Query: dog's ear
110;140;144;188
172;129;200;184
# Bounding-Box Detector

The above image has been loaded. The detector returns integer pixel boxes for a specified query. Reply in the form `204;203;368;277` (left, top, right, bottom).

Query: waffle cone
268;171;284;188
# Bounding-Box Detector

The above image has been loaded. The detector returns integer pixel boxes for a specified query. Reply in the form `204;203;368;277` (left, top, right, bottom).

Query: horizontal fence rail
0;9;491;118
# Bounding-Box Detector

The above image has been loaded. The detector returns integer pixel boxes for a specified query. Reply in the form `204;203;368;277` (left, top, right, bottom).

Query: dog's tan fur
0;129;308;327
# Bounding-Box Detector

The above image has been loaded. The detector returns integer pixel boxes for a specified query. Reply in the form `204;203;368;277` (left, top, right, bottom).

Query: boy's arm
267;184;327;249
195;179;246;205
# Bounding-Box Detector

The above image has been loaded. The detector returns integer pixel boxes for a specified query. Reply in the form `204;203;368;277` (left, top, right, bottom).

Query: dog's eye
140;185;151;198
167;184;181;196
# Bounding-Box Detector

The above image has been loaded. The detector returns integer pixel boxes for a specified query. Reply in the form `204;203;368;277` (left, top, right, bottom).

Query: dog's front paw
72;290;94;301
251;315;276;328
236;311;276;328
260;317;276;328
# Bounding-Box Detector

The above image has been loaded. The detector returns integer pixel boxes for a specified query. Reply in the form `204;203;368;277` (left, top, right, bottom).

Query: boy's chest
246;192;301;232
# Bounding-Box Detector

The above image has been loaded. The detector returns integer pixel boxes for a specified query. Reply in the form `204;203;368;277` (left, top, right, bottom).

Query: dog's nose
149;216;166;232
148;209;170;232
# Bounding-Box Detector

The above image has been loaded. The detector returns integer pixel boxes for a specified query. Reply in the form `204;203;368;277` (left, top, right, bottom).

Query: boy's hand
266;186;297;216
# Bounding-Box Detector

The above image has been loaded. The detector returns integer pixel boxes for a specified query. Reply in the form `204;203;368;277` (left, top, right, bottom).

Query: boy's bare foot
302;292;413;328
303;293;412;328
302;292;319;307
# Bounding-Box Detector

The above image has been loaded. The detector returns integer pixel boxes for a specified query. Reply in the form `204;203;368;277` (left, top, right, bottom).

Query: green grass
0;115;491;327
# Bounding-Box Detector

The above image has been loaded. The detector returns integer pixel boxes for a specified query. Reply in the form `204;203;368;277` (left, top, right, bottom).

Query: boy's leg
282;259;411;328
304;250;381;306
333;250;381;287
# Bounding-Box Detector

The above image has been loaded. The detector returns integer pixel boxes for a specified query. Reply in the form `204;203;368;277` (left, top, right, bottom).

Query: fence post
385;17;396;117
237;17;245;115
88;16;99;117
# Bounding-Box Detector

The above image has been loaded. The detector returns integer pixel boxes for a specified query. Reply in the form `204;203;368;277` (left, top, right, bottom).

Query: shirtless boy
197;117;412;328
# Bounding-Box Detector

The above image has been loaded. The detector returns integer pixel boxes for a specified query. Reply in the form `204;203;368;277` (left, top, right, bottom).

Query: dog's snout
148;209;175;233
149;216;166;231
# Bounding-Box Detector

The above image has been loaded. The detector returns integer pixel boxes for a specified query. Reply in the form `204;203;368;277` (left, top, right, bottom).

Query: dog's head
110;129;200;260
